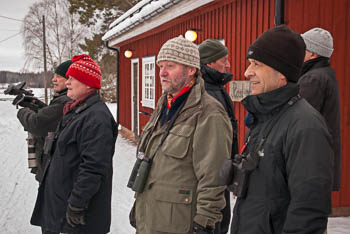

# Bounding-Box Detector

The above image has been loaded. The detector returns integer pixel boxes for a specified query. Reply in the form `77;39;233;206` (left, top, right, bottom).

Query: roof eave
104;0;214;46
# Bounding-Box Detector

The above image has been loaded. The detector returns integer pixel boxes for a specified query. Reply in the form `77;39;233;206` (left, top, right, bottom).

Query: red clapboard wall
117;0;275;148
114;0;349;213
284;0;350;212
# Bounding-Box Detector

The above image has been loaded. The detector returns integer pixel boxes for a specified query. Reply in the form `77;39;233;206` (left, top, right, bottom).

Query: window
142;56;156;109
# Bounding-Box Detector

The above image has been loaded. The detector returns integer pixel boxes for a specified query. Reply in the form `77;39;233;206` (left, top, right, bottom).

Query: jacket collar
301;57;330;76
182;76;205;111
242;83;299;121
63;92;99;115
157;76;205;117
54;88;68;97
200;64;233;86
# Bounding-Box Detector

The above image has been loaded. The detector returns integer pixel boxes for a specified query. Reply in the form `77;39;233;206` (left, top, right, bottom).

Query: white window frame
141;56;156;109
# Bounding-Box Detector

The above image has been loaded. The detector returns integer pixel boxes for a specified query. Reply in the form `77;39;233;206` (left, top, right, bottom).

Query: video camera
3;82;44;169
4;81;46;111
4;81;34;96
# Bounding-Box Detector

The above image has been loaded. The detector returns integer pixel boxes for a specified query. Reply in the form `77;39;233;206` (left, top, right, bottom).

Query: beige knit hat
157;35;200;69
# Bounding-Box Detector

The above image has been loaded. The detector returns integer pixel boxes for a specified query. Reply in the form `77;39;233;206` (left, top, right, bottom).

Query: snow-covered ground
0;87;349;233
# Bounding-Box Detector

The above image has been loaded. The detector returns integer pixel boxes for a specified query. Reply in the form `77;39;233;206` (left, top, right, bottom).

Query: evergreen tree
68;0;141;102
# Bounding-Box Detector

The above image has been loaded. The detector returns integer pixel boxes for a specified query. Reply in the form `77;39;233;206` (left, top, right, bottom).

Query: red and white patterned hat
66;54;101;89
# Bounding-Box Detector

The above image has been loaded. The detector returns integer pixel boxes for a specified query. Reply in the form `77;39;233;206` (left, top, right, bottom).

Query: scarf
166;78;195;109
63;90;96;115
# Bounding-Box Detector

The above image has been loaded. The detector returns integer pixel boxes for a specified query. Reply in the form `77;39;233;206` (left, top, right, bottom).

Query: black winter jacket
231;84;332;234
30;93;118;234
201;65;237;234
298;57;341;191
201;65;238;154
17;89;71;182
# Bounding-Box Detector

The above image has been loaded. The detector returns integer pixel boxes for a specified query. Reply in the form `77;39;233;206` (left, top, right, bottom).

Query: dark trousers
42;228;59;234
214;189;231;234
42;227;75;234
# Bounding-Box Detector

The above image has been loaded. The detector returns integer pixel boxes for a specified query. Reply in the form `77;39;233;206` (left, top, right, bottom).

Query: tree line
0;71;50;88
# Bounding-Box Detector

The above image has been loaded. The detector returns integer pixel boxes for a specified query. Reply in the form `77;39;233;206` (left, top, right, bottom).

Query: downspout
275;0;285;26
105;41;120;133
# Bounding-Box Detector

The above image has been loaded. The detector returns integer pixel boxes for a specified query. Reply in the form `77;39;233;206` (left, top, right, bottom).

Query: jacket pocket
162;125;193;159
150;186;193;233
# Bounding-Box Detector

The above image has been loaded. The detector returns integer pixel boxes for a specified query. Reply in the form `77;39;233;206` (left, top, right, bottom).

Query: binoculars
230;152;260;197
219;151;260;198
127;153;152;193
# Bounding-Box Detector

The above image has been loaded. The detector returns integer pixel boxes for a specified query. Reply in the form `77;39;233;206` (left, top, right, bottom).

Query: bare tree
22;0;89;71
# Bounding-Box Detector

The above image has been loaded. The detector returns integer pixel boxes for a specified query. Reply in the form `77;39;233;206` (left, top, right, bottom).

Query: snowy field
0;86;349;233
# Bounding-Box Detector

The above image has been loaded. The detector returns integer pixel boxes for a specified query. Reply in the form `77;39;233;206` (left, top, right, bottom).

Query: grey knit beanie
301;27;334;58
157;35;200;69
199;39;228;64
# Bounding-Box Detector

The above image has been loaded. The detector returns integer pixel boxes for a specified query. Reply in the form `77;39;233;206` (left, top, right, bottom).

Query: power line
0;15;23;22
0;31;22;44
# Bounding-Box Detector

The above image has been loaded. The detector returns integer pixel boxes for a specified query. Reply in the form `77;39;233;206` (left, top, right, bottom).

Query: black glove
27;96;47;108
129;201;136;228
12;94;25;106
19;96;46;108
17;96;46;112
193;222;214;234
66;203;86;227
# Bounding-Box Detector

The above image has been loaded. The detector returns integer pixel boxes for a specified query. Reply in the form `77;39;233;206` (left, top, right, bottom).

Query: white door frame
131;58;140;136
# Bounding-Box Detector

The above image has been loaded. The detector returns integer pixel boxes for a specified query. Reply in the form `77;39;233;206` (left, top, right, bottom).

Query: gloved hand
12;94;25;106
26;96;47;108
193;222;214;234
16;96;46;112
66;203;86;227
19;96;46;108
129;201;136;228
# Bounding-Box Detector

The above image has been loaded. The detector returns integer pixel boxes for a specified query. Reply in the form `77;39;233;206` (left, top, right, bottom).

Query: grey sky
0;0;37;72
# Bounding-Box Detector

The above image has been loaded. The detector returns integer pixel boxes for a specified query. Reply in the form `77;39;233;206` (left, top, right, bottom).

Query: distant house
103;0;350;215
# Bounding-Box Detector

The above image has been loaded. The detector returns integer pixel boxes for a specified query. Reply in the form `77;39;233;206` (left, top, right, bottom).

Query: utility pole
42;15;48;104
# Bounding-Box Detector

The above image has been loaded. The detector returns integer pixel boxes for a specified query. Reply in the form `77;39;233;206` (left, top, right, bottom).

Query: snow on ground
0;87;349;233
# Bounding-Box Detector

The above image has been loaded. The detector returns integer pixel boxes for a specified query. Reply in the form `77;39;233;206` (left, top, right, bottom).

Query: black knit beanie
246;25;305;82
199;39;228;64
55;60;73;79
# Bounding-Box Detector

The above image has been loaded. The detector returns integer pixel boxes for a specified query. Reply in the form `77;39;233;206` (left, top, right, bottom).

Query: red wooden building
103;0;350;215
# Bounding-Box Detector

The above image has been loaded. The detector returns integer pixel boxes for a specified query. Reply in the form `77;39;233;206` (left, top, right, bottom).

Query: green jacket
135;77;232;233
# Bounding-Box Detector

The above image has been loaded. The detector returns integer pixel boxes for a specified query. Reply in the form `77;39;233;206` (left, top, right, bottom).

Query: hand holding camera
17;96;47;112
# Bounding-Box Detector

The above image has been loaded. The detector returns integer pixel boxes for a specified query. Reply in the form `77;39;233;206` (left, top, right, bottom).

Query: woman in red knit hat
30;54;118;234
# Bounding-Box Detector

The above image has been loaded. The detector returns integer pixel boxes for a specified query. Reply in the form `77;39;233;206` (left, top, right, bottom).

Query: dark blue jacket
31;93;118;234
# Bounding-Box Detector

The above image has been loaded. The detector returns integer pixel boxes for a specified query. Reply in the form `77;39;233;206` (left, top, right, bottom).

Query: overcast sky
0;0;38;73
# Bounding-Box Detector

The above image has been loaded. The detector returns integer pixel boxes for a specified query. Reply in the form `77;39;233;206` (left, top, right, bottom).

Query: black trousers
42;227;75;234
42;228;59;234
214;189;231;234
